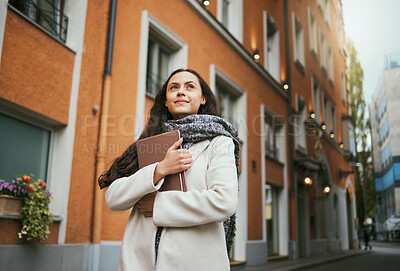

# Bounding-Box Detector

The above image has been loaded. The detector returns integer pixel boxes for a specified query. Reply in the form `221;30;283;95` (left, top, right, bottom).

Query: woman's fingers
170;137;183;150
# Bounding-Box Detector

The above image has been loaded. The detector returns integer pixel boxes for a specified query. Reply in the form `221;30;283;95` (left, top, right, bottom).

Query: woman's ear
201;96;206;105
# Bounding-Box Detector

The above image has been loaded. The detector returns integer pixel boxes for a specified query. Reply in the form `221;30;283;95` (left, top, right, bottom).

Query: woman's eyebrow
168;81;197;87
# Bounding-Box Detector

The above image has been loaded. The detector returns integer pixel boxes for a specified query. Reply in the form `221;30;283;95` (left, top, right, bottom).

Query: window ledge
295;59;305;75
321;66;327;77
0;214;63;222
329;79;334;88
265;154;285;167
310;49;318;62
296;144;307;156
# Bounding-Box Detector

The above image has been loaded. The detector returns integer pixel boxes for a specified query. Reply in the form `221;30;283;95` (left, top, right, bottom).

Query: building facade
0;0;356;269
370;56;400;239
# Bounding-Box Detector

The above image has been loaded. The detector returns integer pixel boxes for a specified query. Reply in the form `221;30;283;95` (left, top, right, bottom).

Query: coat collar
188;139;211;163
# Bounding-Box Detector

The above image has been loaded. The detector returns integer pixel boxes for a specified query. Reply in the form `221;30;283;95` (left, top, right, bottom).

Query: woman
99;69;240;271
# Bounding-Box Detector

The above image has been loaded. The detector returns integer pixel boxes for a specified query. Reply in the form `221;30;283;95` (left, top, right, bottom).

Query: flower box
0;195;24;215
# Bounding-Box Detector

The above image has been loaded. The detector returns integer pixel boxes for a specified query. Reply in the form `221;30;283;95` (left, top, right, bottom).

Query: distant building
370;53;400;238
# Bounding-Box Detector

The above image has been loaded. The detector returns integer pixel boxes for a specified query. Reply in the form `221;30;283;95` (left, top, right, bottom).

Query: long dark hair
98;69;219;189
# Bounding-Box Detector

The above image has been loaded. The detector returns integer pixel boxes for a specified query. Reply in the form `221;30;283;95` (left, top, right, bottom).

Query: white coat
105;135;238;271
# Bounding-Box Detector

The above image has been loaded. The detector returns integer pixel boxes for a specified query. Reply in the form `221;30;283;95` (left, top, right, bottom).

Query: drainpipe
284;0;296;255
93;0;117;244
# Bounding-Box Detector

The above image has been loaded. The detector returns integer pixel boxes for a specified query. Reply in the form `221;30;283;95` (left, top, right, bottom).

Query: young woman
98;69;240;271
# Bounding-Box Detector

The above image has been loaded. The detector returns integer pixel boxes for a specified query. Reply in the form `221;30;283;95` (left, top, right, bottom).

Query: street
231;242;400;271
304;242;400;271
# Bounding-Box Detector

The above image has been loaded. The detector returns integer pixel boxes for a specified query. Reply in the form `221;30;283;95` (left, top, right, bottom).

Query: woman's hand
137;191;157;217
153;138;192;185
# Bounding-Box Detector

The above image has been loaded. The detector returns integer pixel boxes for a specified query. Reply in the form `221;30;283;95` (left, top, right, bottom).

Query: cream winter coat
105;135;238;271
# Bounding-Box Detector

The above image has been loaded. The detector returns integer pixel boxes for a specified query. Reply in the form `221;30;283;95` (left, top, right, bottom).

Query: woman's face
165;71;206;118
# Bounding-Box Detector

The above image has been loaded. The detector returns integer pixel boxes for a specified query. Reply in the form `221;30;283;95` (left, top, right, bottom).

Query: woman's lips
175;101;188;105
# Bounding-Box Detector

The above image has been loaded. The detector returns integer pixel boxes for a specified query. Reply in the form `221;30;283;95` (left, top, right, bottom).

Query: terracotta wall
0;9;75;125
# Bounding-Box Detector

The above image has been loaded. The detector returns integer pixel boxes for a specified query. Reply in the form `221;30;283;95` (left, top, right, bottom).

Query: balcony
9;0;68;42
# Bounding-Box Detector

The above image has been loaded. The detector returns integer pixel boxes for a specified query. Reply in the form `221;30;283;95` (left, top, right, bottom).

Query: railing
9;0;68;42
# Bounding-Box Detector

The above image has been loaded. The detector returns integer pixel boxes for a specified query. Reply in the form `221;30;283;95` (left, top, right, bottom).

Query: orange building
0;0;356;269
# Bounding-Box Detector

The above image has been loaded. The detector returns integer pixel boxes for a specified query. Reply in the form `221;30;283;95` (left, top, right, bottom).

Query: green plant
15;175;54;242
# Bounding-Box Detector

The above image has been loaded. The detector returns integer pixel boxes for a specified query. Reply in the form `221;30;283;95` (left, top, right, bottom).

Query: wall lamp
282;83;290;91
303;176;313;186
253;49;260;61
310;111;316;119
329;131;335;139
202;0;210;6
321;122;326;130
339;142;344;149
322;184;331;194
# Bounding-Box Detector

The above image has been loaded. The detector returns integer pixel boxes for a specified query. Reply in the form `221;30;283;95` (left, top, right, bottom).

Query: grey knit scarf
155;114;240;260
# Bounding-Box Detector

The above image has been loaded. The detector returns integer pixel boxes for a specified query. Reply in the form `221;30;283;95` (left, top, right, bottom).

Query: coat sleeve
152;136;238;227
105;162;165;211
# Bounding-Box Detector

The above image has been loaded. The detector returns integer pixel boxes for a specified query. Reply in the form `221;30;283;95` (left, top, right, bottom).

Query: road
304;242;400;271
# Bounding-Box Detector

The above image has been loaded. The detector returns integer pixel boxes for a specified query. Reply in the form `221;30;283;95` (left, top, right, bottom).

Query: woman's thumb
170;137;183;150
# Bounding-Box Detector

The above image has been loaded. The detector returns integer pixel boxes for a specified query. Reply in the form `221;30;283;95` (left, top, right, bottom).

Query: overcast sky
342;0;400;105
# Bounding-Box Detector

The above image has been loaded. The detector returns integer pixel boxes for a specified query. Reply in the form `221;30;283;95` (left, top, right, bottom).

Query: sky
342;0;400;105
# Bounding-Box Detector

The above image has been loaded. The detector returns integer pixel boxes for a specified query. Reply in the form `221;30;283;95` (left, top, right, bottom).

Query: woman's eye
170;85;178;90
187;85;194;89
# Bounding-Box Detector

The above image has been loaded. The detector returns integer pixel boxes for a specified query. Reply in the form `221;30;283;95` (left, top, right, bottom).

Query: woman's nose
177;86;186;95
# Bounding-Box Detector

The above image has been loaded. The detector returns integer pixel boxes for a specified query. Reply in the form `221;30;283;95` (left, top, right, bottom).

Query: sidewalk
231;249;369;271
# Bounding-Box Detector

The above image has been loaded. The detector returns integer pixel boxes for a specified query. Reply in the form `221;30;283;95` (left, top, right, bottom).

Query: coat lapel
188;139;211;164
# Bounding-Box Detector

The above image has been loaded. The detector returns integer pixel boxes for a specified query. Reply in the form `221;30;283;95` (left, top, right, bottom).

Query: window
308;8;318;56
317;0;324;13
264;110;283;160
327;45;334;82
9;0;68;42
324;0;331;27
146;35;172;97
341;70;346;104
323;94;330;131
215;79;240;128
319;30;327;71
331;105;336;137
217;0;243;42
311;75;320;121
338;24;343;54
349;122;356;156
264;12;280;82
293;14;305;67
295;94;307;152
222;0;230;28
0;113;50;182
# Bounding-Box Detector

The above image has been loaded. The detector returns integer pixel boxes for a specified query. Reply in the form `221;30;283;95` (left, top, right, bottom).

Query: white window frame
324;0;331;28
263;11;281;82
135;11;188;140
209;64;248;261
319;28;327;71
292;13;305;67
330;104;336;138
317;0;324;14
295;93;307;153
327;45;334;83
311;75;320;122
341;70;346;105
337;23;343;55
308;7;318;57
217;0;243;43
323;92;330;131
